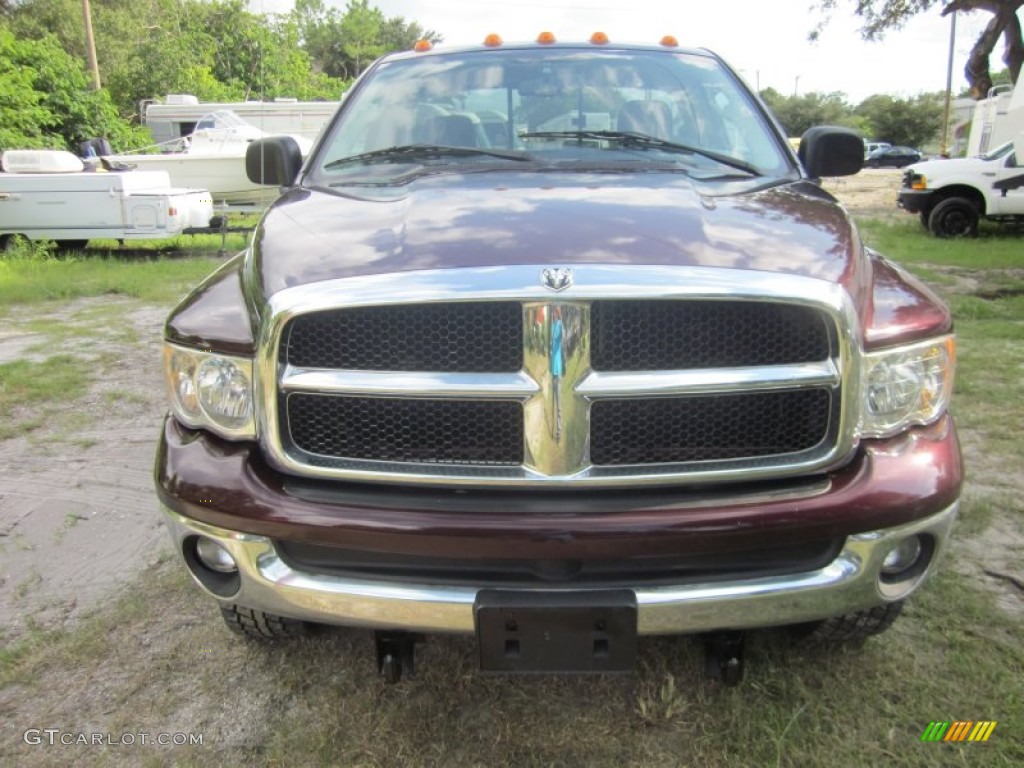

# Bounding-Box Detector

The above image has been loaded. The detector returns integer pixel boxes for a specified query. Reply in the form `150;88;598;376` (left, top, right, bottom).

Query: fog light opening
183;536;241;598
195;536;238;574
879;534;934;591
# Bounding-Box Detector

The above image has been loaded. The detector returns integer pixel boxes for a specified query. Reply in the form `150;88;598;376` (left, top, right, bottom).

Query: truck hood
907;156;992;178
251;172;865;298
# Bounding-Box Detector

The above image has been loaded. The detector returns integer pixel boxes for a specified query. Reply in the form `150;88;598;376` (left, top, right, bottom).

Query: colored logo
921;721;997;742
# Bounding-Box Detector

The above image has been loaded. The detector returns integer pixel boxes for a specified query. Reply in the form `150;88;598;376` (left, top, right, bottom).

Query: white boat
0;150;213;248
143;93;338;145
103;111;314;207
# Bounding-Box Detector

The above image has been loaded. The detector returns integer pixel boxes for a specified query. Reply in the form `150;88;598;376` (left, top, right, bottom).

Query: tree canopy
760;88;945;148
0;26;149;151
813;1;1023;97
1;0;440;146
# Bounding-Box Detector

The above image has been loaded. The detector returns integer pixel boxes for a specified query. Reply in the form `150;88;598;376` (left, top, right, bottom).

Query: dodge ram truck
156;36;962;683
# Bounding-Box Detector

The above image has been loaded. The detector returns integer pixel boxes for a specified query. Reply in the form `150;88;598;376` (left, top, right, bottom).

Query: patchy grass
0;560;1020;767
0;356;92;439
0;250;221;307
858;218;1024;268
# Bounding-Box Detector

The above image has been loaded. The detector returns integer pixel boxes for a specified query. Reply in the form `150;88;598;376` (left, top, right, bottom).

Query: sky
247;0;997;103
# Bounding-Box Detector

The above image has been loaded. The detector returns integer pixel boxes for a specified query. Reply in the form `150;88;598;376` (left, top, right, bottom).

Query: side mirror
798;126;863;178
245;137;303;187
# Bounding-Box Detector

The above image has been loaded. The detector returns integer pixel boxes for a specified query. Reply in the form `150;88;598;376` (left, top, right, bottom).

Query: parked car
863;140;891;158
866;146;922;168
156;36;960;684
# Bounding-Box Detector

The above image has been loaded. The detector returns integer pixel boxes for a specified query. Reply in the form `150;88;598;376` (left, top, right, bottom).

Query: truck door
991;149;1024;215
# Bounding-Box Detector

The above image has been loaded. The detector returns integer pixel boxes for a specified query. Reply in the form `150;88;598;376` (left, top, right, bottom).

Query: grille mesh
591;300;830;371
590;389;832;465
285;302;522;372
287;394;523;465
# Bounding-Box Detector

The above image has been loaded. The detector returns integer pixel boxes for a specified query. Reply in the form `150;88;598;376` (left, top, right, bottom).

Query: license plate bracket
475;589;637;673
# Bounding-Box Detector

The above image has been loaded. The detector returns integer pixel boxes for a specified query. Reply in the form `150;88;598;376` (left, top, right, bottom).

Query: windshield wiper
324;144;534;170
518;130;761;176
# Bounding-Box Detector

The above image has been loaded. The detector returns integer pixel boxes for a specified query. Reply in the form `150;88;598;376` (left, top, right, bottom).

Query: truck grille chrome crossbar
258;265;860;488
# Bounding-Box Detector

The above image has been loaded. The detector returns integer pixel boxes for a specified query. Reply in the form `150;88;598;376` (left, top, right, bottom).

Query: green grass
0;248;221;307
1;560;1020;767
0;355;91;439
858;218;1024;268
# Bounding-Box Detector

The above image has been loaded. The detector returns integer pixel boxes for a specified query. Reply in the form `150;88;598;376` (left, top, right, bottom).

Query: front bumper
162;502;958;634
897;189;934;214
157;413;963;635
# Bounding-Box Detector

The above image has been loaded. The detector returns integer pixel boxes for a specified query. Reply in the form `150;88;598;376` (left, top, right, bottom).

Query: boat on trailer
102;111;315;208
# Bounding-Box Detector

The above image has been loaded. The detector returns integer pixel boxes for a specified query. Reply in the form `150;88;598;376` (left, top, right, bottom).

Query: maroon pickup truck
155;37;961;683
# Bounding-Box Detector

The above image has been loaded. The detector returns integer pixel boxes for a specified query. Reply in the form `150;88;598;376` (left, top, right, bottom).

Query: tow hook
703;631;745;686
375;631;422;684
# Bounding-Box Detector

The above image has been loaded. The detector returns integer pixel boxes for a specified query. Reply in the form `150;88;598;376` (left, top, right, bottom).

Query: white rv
0;150;213;249
142;94;339;145
966;84;1022;157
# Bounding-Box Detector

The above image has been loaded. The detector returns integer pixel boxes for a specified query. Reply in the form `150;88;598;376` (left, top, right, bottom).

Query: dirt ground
0;298;173;633
821;167;905;218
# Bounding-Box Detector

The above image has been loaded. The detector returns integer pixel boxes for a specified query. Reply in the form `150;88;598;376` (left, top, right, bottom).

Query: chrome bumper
162;503;958;635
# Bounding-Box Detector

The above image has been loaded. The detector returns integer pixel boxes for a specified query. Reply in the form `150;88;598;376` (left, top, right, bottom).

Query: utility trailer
0;150;213;249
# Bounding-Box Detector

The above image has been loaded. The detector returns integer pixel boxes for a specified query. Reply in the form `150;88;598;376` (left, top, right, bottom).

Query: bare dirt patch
0;298;172;634
823;168;905;219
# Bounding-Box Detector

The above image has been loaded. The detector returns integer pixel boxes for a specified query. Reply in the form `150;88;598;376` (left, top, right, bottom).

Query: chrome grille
261;265;857;488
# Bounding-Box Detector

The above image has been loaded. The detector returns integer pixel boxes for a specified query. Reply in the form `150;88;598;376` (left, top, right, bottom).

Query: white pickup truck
0;150;213;250
898;139;1024;237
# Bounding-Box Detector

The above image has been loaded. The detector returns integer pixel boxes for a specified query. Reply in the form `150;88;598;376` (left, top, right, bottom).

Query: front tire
797;602;904;644
928;197;979;238
219;604;308;639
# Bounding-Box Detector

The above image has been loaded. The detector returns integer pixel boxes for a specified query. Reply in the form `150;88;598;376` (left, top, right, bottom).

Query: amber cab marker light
590;31;609;45
413;39;433;52
537;31;557;45
483;33;503;47
660;35;679;47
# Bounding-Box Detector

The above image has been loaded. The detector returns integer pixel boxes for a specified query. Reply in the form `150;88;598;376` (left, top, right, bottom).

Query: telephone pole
941;10;957;157
82;0;101;90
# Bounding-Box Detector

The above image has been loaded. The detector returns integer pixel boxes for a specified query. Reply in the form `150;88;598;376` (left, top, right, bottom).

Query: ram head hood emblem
541;268;573;292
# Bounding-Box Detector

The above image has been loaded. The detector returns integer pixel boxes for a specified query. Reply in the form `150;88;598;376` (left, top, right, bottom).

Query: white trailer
0;150;214;248
143;94;339;145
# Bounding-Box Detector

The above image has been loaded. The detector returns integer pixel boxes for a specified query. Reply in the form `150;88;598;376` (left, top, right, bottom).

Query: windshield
310;47;792;184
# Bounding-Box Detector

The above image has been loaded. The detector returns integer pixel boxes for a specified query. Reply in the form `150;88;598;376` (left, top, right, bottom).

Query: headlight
861;336;955;438
164;343;256;439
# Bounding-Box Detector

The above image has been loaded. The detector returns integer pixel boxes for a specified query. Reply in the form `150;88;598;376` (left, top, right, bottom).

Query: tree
812;1;1023;97
291;0;442;80
5;0;348;119
856;93;945;146
0;27;149;150
759;88;866;136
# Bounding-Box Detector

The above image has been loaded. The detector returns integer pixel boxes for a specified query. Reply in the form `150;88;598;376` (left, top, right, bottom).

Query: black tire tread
928;196;980;238
219;604;307;639
807;601;904;643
